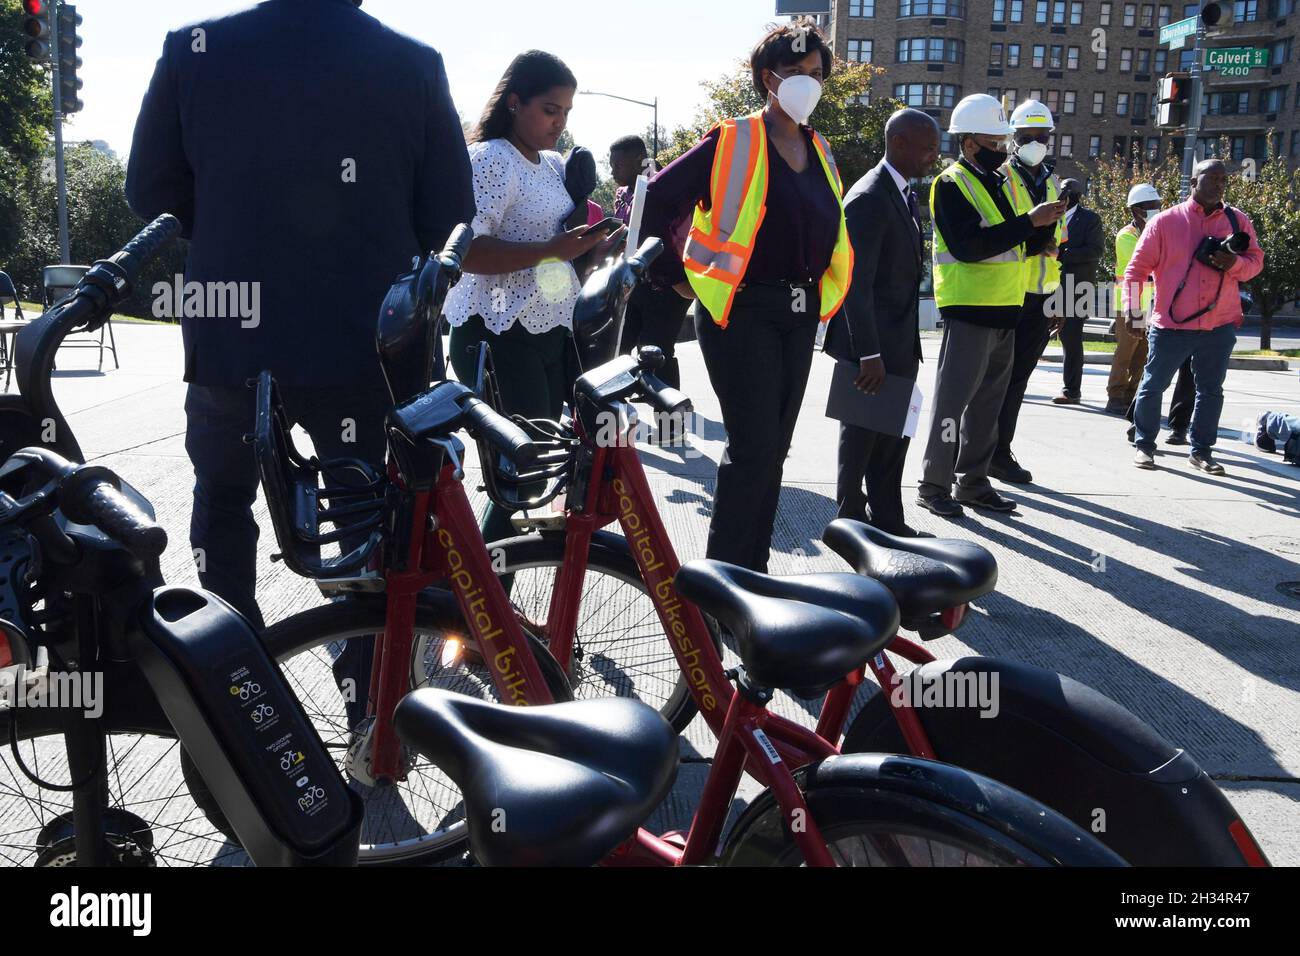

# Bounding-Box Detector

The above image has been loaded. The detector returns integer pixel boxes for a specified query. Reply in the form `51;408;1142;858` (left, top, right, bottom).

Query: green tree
659;58;897;191
0;0;54;165
1077;148;1182;290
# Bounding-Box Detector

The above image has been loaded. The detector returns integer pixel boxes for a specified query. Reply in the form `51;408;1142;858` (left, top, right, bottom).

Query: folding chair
43;264;120;371
0;271;27;391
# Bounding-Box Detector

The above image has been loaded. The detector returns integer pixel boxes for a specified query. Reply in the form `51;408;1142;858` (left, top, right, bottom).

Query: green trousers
449;314;576;544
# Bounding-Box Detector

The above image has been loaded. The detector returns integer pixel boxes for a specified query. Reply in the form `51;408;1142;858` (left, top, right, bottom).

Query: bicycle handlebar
59;466;169;562
461;396;541;471
439;223;475;272
106;215;183;292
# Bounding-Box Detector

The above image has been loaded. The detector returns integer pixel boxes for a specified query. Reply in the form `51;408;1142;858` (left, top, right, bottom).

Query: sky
62;0;784;169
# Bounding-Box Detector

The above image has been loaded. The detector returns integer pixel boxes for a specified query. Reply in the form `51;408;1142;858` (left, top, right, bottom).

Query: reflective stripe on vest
1002;163;1063;295
929;161;1027;310
683;112;853;327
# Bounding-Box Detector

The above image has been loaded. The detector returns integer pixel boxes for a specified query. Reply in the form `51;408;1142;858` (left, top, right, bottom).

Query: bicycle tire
719;753;1127;867
252;596;571;865
486;531;724;733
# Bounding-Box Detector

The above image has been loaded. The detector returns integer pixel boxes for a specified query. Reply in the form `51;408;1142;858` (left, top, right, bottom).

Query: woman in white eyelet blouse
448;49;623;544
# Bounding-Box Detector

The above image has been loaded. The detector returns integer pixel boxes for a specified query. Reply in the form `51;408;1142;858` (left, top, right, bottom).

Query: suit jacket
1058;205;1105;285
125;0;475;389
823;161;923;380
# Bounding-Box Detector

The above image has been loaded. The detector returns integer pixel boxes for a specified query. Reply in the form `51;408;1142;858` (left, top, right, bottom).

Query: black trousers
695;286;820;572
620;282;690;389
1059;316;1086;398
837;425;911;534
1125;356;1193;432
995;292;1054;458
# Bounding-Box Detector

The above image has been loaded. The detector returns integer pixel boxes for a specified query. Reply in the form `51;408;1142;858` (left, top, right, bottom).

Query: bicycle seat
673;561;900;697
822;520;997;637
392;690;678;867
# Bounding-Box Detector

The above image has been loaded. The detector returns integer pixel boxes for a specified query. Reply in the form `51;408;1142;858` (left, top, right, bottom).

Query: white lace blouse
444;138;580;334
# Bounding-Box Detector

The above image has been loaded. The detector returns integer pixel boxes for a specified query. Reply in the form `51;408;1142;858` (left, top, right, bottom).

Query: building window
1233;0;1259;19
1261;86;1285;112
900;0;966;15
1093;90;1105;114
991;43;1004;68
893;83;963;107
1029;88;1044;102
1146;136;1160;161
940;132;957;155
1134;91;1148;118
1123;2;1137;24
848;39;873;62
1295;82;1300;110
1290;129;1300;156
1140;3;1154;25
1033;44;1046;68
1097;49;1109;70
1182;3;1197;16
1046;89;1061;112
1154;49;1168;72
1050;45;1063;69
1157;3;1172;23
1060;134;1074;155
994;0;1006;17
849;0;876;15
1067;46;1080;69
1117;92;1130;115
1273;0;1298;14
1011;0;1025;19
1064;90;1077;113
1178;48;1195;69
1089;134;1102;156
1036;0;1049;22
1052;0;1068;22
1231;136;1246;160
1008;43;1021;66
1100;1;1112;22
1071;0;1084;22
1270;38;1293;65
1137;49;1150;73
1120;48;1133;71
896;37;964;63
1114;135;1129;156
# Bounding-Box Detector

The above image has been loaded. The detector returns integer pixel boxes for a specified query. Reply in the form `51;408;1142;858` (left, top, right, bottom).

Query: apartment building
798;0;1300;178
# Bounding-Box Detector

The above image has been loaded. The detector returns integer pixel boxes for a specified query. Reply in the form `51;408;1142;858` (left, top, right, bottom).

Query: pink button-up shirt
1121;197;1263;331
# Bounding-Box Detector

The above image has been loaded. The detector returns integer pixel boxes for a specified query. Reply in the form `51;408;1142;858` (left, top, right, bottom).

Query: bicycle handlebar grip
60;468;168;562
461;398;541;471
639;372;692;416
628;237;664;275
108;214;182;288
440;223;475;270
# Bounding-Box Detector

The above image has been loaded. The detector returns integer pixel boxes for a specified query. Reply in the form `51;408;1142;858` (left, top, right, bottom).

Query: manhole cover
1277;582;1300;600
1256;536;1300;556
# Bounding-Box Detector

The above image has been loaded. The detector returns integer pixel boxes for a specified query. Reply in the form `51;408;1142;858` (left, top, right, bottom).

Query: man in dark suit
824;109;940;537
126;0;474;629
1052;179;1104;405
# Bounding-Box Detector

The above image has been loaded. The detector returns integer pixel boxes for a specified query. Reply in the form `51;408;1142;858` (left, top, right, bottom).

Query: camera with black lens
1194;231;1250;270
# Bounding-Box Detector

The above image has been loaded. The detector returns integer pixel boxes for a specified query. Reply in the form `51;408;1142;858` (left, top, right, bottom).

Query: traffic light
56;4;83;114
21;0;50;63
1157;72;1191;128
1201;1;1234;29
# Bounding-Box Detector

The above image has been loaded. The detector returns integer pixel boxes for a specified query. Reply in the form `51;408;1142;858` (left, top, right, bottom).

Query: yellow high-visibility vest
1002;162;1065;295
683;111;853;328
1114;223;1153;314
930;160;1027;309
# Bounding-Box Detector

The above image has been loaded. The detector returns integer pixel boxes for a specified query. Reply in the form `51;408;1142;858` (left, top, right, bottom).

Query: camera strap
1169;205;1240;325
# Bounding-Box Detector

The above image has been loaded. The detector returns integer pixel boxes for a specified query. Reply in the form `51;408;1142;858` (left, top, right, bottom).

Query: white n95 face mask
1016;141;1049;167
770;73;823;125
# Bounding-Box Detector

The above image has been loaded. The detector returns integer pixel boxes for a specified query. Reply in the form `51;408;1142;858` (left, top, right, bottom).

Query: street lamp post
577;89;659;163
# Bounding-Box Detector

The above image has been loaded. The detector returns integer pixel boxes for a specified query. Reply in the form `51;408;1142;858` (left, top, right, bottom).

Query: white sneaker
1134;449;1156;469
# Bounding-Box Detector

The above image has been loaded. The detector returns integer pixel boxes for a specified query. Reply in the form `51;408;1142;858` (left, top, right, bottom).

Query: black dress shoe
875;524;937;539
988;453;1033;484
1104;399;1129;416
1256;413;1276;453
954;487;1017;512
1166;428;1189;446
915;493;965;518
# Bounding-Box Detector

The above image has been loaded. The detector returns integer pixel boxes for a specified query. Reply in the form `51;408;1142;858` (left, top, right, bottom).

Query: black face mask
973;145;1008;173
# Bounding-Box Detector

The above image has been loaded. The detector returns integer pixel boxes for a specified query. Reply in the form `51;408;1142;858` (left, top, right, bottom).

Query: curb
1040;351;1290;371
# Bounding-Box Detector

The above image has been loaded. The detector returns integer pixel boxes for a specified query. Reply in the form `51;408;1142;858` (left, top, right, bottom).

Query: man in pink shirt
1123;159;1264;474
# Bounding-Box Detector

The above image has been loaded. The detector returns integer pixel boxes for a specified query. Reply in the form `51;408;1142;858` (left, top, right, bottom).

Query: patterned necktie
905;186;922;234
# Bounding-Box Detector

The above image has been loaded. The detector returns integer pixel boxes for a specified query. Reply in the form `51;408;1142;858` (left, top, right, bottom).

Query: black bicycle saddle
672;561;900;697
822;520;997;637
392;691;678;867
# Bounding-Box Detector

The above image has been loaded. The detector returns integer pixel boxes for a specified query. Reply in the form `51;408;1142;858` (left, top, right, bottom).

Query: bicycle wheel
255;597;571;865
719;753;1127;867
487;532;723;733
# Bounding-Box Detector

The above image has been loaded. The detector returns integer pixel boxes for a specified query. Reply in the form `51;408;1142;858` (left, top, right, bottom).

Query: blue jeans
1133;324;1235;455
1262;411;1300;445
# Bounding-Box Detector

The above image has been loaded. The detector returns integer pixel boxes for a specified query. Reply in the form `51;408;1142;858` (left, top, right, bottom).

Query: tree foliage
0;0;54;165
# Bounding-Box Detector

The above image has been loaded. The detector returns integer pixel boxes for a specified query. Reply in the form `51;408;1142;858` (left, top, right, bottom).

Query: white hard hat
1127;183;1162;205
1010;99;1055;130
948;94;1013;137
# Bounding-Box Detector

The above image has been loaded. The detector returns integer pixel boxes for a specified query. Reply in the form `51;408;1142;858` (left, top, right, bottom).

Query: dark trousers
995;292;1054;459
185;382;391;630
1059;316;1086;398
695;287;820;572
619;282;689;390
1125;356;1193;432
837;425;911;534
448;314;576;544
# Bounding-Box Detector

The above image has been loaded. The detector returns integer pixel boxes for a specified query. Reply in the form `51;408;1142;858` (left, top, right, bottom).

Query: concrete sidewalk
22;321;1300;863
